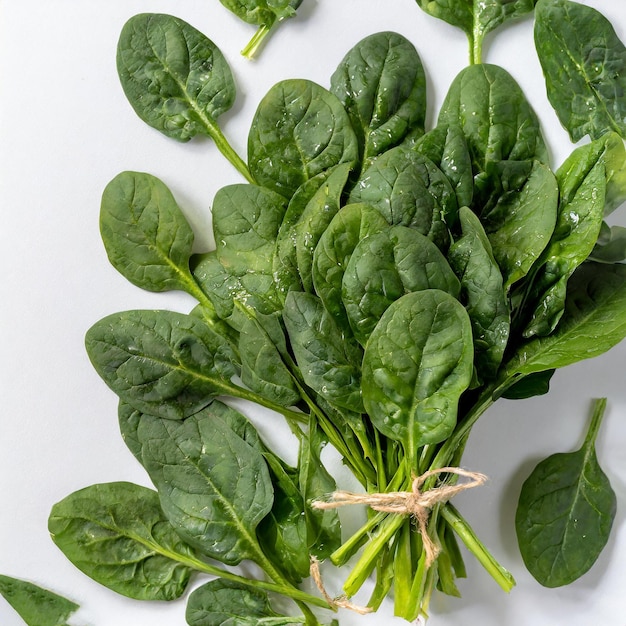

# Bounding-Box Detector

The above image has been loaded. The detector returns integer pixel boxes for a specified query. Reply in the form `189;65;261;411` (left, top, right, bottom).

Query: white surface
1;1;625;625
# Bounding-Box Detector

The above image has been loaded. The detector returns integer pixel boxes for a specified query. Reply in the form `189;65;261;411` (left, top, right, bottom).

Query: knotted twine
312;467;487;570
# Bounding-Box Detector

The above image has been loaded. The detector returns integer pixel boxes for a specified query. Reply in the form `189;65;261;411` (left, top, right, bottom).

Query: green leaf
123;402;274;565
117;14;235;142
248;79;359;198
348;147;457;250
481;161;558;288
362;290;474;458
283;291;364;413
100;171;196;294
515;398;616;587
505;262;626;378
448;207;510;379
186;579;303;625
535;0;626;141
342;225;461;345
330;31;427;164
312;202;389;329
85;309;238;419
218;0;299;26
416;0;537;63
0;575;78;626
48;482;196;600
500;369;555;400
590;223;626;263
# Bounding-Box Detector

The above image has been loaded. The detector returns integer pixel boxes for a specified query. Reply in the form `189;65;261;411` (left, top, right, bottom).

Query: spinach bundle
19;1;624;625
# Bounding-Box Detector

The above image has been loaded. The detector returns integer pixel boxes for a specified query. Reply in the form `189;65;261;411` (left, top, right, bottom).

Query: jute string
312;467;487;568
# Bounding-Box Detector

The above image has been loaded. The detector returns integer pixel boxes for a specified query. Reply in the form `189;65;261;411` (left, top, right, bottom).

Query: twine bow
312;467;487;567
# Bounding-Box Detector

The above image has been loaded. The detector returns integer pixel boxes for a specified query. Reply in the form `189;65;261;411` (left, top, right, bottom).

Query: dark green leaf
0;575;78;626
48;482;196;600
362;290;474;456
448;207;510;379
312;202;389;329
342;225;461;345
123;402;274;565
85;309;239;419
283;291;364;413
330;31;427;164
218;0;299;26
500;369;555;400
100;171;196;294
248;79;358;198
348;147;457;250
516;398;616;587
117;13;235;142
535;0;626;141
590;223;626;263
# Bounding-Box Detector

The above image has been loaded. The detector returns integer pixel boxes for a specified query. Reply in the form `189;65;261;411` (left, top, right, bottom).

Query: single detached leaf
248;79;358;198
186;578;301;626
342;225;461;345
535;0;626;141
49;482;196;600
330;31;427;164
85;309;238;419
125;402;274;565
117;13;235;142
0;575;78;626
516;398;616;587
362;290;474;456
100;171;196;293
218;0;299;26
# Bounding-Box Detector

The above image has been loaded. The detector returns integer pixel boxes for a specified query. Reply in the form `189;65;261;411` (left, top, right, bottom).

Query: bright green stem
441;504;515;593
584;397;608;448
470;21;483;65
241;22;276;59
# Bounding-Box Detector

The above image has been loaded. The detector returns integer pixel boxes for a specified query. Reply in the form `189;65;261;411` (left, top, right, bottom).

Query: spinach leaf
362;290;474;460
505;262;626;378
481;160;558;289
85;309;238;419
342;225;461;345
100;171;198;295
416;0;537;63
330;31;427;165
186;579;303;625
48;482;196;600
117;14;250;180
312;202;389;329
349;147;457;250
123;402;274;565
0;575;79;626
515;398;616;587
590;223;626;263
522;151;606;338
283;291;364;413
535;0;626;142
438;64;548;187
248;79;359;198
500;369;555;400
414;124;474;210
448;207;510;380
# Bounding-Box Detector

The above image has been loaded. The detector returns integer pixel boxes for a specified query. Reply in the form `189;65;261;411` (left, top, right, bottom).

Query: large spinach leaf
535;0;626;141
248;79;358;198
330;31;427;165
362;290;474;461
516;398;616;587
49;482;196;600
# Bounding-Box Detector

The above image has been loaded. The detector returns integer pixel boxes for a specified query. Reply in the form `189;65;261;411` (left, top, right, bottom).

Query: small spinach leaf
590;223;626;263
362;290;474;459
500;369;555;400
535;0;626;141
0;575;79;626
515;398;616;587
330;31;427;165
48;482;196;600
248;79;359;198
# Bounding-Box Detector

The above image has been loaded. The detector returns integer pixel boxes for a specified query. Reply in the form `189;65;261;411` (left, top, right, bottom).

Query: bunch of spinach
20;1;625;625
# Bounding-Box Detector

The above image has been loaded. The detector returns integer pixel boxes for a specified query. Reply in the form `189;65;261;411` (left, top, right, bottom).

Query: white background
1;1;626;625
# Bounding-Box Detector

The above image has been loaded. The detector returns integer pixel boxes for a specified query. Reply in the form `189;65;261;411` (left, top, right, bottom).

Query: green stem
470;19;483;65
241;22;276;59
584;397;608;448
441;504;515;593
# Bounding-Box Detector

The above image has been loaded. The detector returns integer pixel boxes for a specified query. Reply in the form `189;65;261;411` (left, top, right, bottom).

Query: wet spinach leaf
516;398;616;587
0;575;79;626
535;0;626;141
